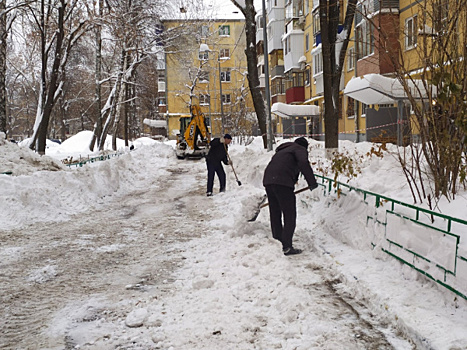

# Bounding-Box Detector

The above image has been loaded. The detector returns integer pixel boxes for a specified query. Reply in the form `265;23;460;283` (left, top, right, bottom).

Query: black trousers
265;184;296;250
206;160;226;193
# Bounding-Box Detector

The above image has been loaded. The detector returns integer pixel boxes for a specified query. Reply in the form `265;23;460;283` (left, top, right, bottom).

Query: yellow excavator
175;104;211;159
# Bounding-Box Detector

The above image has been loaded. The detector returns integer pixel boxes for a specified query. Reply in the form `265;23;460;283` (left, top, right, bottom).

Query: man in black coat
205;134;232;196
263;137;318;255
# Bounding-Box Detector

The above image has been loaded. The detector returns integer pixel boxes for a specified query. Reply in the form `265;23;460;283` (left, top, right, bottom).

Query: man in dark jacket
263;137;318;255
205;134;232;196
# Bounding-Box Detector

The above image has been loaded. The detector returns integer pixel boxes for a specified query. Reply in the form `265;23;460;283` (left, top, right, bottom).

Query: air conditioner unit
298;16;305;25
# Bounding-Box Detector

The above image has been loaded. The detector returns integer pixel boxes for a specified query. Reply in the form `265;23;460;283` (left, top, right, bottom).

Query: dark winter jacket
206;138;228;165
263;142;317;189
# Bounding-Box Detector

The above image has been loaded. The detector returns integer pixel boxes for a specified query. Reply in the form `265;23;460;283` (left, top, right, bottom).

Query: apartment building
260;0;446;144
163;19;255;139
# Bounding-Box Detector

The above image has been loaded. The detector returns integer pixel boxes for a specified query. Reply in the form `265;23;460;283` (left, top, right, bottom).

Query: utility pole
262;0;273;151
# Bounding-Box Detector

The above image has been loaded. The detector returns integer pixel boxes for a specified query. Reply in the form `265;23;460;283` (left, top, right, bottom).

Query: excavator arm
184;104;210;150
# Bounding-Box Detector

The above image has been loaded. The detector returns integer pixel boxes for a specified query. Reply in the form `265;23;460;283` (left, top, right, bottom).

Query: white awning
344;74;435;105
271;102;320;119
143;119;167;129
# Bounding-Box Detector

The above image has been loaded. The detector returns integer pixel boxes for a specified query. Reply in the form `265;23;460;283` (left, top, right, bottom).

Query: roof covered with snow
271;102;320;118
344;74;435;105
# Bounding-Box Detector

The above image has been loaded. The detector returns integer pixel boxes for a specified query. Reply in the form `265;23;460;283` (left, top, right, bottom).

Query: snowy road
1;154;414;349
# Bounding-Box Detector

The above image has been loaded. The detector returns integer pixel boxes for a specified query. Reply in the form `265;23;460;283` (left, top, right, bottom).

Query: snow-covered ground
1;131;467;349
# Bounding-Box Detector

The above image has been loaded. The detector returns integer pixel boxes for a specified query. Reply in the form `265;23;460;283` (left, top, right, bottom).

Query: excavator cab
176;105;211;159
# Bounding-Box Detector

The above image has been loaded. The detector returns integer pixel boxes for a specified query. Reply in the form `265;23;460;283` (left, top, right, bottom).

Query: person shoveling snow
261;137;318;256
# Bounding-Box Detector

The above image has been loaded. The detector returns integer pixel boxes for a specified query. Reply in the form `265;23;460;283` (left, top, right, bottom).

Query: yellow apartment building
163;19;255;139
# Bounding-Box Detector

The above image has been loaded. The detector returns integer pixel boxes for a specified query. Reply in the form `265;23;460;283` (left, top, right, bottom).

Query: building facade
163;19;255;139
259;0;448;144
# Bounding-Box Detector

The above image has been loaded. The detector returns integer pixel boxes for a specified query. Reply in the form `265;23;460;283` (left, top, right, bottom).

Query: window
222;94;231;104
199;51;209;60
257;16;264;29
271;78;285;95
347;97;355;118
305;33;309;51
220;68;231;82
219;25;230;36
313;52;323;76
199;94;210;105
356;20;374;59
158;96;166;106
405;15;418;49
304;68;310;85
201;25;209;37
339;96;343;119
199;70;209;82
313;11;320;35
259;64;265;75
362;103;368;117
220;48;230;59
284;71;305;90
347;46;355;71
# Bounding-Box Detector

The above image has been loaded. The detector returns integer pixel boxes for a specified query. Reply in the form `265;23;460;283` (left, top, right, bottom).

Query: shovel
224;143;242;186
248;186;311;222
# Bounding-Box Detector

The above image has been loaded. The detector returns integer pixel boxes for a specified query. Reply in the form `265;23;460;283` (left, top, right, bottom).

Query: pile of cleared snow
0;134;65;176
0;139;176;230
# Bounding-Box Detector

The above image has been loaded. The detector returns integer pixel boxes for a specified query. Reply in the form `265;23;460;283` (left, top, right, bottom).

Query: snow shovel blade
247;186;311;222
247;195;267;222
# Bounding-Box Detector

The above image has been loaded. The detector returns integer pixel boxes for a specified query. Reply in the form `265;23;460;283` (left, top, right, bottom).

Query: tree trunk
36;0;65;154
319;0;357;151
99;49;125;151
111;50;129;151
31;0;66;154
0;0;7;136
231;0;268;148
89;0;103;151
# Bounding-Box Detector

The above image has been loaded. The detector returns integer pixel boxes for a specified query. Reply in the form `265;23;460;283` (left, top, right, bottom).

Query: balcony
285;0;304;20
283;34;304;72
268;18;285;52
256;27;264;45
286;86;305;104
256;13;265;45
271;65;284;79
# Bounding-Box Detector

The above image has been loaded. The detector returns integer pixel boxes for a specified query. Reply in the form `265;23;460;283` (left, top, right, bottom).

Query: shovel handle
224;143;242;186
259;186;311;208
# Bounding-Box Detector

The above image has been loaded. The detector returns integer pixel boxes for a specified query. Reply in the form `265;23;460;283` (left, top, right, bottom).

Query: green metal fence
314;173;467;301
63;152;124;168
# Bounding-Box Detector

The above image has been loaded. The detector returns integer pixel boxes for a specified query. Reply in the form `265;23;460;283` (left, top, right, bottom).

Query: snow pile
0;132;174;230
0;137;64;175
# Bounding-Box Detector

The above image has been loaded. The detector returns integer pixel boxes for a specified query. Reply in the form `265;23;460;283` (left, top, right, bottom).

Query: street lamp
199;44;226;135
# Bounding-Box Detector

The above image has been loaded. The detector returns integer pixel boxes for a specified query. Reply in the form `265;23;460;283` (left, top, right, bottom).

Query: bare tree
93;0;167;151
27;0;90;154
231;0;268;148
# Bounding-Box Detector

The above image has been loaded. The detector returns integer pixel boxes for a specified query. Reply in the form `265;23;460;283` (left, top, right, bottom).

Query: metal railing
314;173;467;300
63;152;124;168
